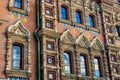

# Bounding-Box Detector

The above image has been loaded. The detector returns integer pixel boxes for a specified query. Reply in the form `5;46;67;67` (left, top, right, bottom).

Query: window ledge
88;26;100;33
5;70;31;78
74;22;86;29
59;18;71;24
9;7;29;16
115;36;120;40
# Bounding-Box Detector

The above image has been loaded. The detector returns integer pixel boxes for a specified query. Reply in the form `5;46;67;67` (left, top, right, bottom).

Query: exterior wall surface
0;0;37;80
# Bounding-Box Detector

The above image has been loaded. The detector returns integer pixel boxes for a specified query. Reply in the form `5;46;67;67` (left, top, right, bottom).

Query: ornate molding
8;0;30;16
91;37;104;51
60;30;76;45
76;33;90;48
5;20;31;78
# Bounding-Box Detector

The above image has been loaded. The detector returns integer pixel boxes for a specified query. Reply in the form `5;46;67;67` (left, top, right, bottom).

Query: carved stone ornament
91;37;104;51
5;20;31;78
60;30;76;45
76;33;90;48
8;0;30;16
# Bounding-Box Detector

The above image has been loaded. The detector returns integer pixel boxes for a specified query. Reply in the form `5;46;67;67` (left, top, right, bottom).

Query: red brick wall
0;1;37;80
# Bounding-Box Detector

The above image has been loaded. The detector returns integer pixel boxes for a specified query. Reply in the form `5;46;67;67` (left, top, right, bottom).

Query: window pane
115;26;119;36
94;58;100;77
14;0;22;8
12;45;22;69
61;7;67;19
80;55;87;75
76;11;81;23
89;15;94;27
64;52;71;73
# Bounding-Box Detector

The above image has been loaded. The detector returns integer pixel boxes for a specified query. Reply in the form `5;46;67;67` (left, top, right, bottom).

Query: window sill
5;70;31;78
88;26;100;33
74;22;86;29
59;18;71;24
9;7;28;16
115;36;120;40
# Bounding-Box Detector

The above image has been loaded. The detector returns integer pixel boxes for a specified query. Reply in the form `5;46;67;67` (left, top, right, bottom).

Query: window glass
115;26;119;36
61;7;67;19
89;15;94;27
64;52;71;73
117;0;120;4
9;77;28;80
94;58;101;77
76;11;81;23
80;55;87;76
12;44;22;69
14;0;22;9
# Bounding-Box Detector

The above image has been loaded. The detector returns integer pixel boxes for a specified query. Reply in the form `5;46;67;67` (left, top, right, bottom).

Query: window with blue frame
64;52;71;73
9;77;28;80
76;11;81;23
61;6;67;19
89;15;94;27
115;26;120;36
94;58;101;77
14;0;22;9
12;44;22;69
80;55;87;76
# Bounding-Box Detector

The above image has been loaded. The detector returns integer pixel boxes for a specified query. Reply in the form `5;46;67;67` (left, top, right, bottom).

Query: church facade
0;0;120;80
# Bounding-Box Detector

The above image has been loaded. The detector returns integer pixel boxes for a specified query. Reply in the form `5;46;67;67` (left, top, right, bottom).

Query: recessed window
111;55;116;62
12;44;23;69
108;37;114;44
94;58;101;77
45;8;52;16
46;41;54;50
14;0;22;9
46;20;53;29
89;15;94;27
47;56;55;65
80;55;87;76
115;26;120;36
106;26;112;33
105;16;110;23
64;52;72;73
76;11;81;23
113;66;118;74
61;6;67;19
47;71;56;80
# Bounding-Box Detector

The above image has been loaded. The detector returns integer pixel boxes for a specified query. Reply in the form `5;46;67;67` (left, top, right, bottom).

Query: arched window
115;26;120;36
12;44;23;69
76;11;81;23
80;55;87;76
64;52;72;73
61;6;67;19
89;15;94;27
14;0;22;9
94;57;101;77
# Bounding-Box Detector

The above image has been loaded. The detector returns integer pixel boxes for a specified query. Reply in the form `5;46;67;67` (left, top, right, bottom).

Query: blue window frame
80;55;87;76
61;6;67;19
12;44;22;69
64;52;71;73
76;11;81;23
115;26;120;36
89;15;94;27
94;58;101;77
14;0;22;9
